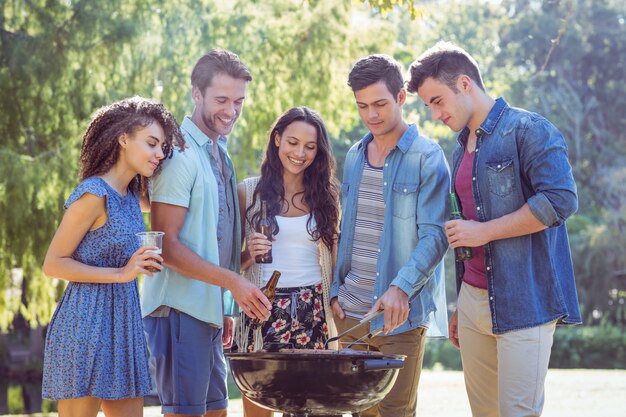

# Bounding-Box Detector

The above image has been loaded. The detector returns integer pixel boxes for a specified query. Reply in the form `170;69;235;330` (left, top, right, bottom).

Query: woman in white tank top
233;107;340;417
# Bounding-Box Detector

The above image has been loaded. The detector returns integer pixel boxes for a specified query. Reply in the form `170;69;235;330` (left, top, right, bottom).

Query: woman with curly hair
41;96;185;417
234;106;340;417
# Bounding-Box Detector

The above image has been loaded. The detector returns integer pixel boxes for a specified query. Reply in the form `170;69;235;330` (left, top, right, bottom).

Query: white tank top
260;214;323;288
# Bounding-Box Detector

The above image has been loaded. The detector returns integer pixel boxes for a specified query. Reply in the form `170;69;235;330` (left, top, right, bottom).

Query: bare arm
446;203;546;249
151;201;271;319
43;193;161;283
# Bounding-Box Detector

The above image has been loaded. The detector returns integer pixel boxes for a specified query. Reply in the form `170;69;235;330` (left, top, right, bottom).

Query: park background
0;0;625;414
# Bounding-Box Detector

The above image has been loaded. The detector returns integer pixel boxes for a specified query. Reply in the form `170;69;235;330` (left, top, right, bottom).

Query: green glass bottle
449;192;473;262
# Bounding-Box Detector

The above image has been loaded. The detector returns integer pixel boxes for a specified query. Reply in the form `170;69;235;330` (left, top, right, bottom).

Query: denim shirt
451;98;582;334
331;124;450;337
207;135;236;271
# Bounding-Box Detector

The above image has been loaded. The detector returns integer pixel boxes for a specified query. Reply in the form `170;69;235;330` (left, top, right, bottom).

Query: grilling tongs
324;309;384;350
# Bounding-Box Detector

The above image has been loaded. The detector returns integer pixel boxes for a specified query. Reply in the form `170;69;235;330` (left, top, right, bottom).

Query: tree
362;0;425;19
0;0;156;329
0;0;391;331
497;0;626;324
372;0;626;323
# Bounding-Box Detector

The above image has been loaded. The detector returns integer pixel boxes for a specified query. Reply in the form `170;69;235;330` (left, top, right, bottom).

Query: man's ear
457;75;473;94
192;86;203;104
397;88;407;106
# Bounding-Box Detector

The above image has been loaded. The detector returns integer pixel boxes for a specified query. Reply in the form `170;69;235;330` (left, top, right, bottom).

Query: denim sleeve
520;117;578;227
330;150;357;300
330;220;343;300
391;148;450;297
330;259;341;299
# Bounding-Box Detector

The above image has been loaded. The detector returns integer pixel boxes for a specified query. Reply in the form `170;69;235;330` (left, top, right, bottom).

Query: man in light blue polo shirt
142;49;272;417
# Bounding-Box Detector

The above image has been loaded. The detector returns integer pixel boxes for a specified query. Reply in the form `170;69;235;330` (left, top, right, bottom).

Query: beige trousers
457;282;556;417
334;316;426;417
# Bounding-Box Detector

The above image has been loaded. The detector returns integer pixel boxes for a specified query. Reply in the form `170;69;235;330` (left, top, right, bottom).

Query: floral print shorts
240;282;329;352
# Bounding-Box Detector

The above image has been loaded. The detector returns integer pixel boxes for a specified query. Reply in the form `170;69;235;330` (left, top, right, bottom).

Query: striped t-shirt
338;161;385;319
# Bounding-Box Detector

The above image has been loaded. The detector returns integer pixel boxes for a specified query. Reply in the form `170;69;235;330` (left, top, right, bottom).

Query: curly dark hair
247;106;339;250
79;96;185;196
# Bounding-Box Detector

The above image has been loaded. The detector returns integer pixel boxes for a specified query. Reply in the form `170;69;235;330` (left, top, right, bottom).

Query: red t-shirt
455;150;487;289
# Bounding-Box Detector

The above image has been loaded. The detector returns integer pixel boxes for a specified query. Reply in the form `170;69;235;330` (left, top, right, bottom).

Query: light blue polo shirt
141;117;226;326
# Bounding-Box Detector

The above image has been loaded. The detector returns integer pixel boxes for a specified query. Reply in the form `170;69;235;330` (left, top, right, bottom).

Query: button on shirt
331;124;450;337
207;138;236;269
450;98;581;333
142;117;241;325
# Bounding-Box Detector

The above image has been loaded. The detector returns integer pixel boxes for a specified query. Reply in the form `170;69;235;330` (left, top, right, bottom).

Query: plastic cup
136;231;164;272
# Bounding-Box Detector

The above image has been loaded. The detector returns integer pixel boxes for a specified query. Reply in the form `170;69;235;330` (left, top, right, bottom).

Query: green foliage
0;0;391;331
42;398;58;413
208;0;368;179
227;371;242;400
550;324;626;369
361;0;425;19
498;0;626;211
7;385;24;414
423;338;462;370
495;0;626;324
385;0;626;326
568;216;626;325
2;0;625;334
1;0;164;329
423;325;626;371
392;0;508;156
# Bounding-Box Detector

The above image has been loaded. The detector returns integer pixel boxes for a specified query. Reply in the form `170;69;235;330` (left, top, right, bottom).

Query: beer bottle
449;192;473;262
250;270;281;329
255;200;273;264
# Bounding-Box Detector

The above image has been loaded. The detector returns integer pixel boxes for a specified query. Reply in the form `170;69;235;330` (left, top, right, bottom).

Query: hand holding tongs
324;310;384;350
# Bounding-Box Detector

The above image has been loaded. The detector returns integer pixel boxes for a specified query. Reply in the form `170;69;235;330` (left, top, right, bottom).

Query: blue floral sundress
42;176;151;400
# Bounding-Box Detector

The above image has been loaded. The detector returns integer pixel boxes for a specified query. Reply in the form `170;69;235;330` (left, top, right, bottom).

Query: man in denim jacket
408;42;581;417
330;54;450;417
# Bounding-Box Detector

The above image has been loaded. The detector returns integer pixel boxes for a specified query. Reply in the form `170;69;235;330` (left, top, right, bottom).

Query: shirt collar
457;97;508;146
181;116;228;148
357;123;418;154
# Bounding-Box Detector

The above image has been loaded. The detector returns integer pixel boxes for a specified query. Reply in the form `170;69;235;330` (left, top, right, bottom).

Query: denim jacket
452;98;582;334
331;124;450;337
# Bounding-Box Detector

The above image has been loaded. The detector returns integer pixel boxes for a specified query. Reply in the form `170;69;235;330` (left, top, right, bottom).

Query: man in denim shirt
330;54;450;417
408;42;581;417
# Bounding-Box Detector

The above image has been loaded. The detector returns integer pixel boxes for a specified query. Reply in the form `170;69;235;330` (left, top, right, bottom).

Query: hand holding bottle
231;275;272;320
448;192;473;261
255;200;273;264
246;232;274;262
250;270;281;329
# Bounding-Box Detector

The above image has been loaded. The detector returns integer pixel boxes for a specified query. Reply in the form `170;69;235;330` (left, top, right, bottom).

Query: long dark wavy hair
248;106;339;250
79;96;185;196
